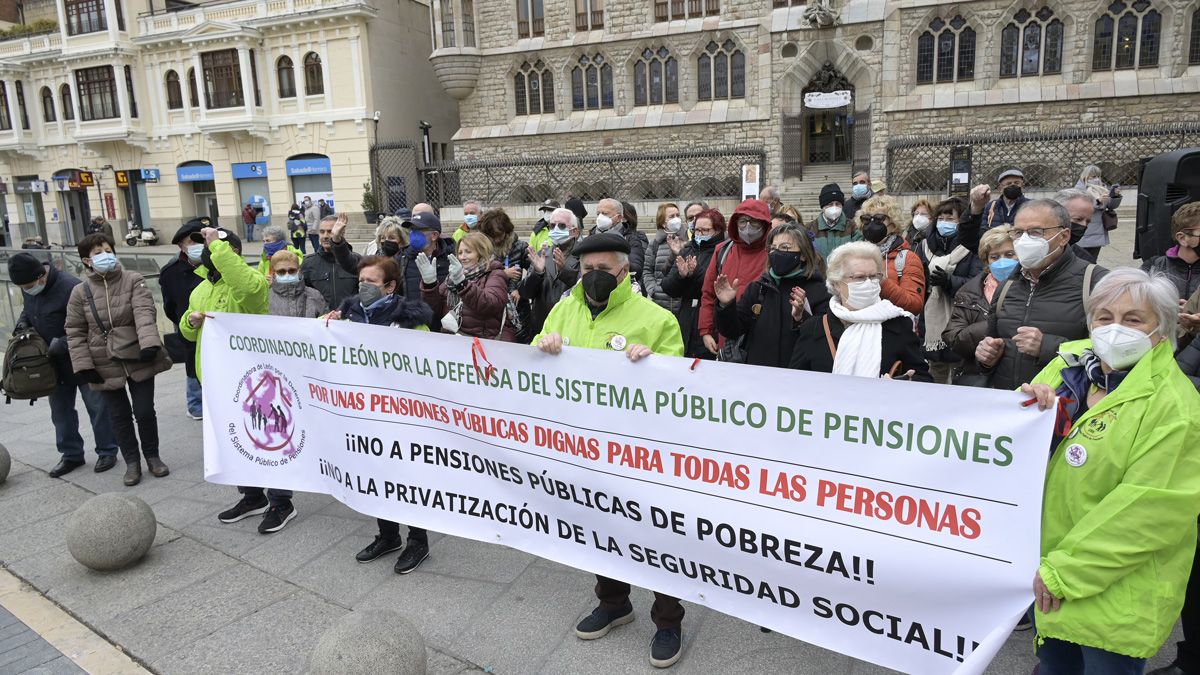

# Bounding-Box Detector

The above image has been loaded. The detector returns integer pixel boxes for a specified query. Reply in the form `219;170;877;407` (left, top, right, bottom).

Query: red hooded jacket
699;198;771;344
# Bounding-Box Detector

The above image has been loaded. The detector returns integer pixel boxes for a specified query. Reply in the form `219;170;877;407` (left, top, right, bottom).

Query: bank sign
285;158;331;177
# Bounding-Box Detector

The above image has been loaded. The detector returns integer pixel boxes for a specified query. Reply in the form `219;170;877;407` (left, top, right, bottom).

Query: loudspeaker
1135;147;1200;259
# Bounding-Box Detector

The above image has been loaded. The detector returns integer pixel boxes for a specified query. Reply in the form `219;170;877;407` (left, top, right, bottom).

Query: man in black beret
531;232;688;667
160;220;210;420
8;253;119;477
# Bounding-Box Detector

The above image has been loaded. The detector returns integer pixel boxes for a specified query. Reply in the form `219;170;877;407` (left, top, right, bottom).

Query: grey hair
1079;164;1102;183
684;200;709;214
463;199;481;211
760;185;780;200
614;251;629;268
549;207;578;229
261;225;287;242
1085;268;1180;348
376;217;408;245
852;170;870;181
598;198;623;215
825;242;884;296
1054;188;1094;208
319;215;339;226
1018;198;1071;231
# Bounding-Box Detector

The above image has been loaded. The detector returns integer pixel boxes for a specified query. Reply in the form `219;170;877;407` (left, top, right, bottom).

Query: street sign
140;168;160;182
115;170;129;187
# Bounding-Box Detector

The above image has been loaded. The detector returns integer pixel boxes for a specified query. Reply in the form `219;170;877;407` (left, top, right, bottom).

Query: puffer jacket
400;237;454;299
301;247;359;310
65;267;171;391
662;234;722;359
520;238;581;339
942;271;993;379
423;260;516;341
1142;245;1200;301
269;280;328;318
1031;339;1200;658
983;247;1107;391
180;240;269;382
715;270;831;369
699;199;771;348
643;230;681;313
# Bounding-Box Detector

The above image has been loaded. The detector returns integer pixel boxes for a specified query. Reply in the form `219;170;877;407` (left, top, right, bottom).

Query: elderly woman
363;216;409;258
714;222;831;368
644;202;683;312
943;226;1016;385
257;225;303;278
788;242;930;380
1020;268;1200;675
421;232;514;341
65;233;172;486
478;208;530;339
1074;164;1122;261
268;250;327;319
856;194;926;315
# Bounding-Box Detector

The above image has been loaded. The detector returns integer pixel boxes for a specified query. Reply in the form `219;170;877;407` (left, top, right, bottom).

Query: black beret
7;252;44;285
572;233;631;256
171;218;208;244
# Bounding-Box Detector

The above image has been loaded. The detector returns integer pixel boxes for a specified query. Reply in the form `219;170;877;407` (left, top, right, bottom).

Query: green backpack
2;328;59;404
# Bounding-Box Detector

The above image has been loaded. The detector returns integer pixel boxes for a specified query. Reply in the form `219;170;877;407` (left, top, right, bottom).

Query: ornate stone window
277;56;295;99
439;0;456;47
187;68;198;108
571;54;613;111
60;84;74;121
165;70;183;109
40;86;55;122
1000;7;1063;77
655;0;719;21
462;0;476;46
576;0;603;31
1092;0;1160;70
517;0;544;38
1191;8;1200;65
304;52;324;96
634;47;678;106
514;60;553;116
697;39;744;101
916;15;976;83
75;66;118;121
202;49;243;109
64;0;107;36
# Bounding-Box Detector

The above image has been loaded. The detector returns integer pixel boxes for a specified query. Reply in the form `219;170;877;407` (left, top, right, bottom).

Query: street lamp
419;120;432;166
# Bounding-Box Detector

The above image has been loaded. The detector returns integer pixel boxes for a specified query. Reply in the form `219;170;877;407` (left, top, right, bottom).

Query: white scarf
921;242;971;351
828;297;912;378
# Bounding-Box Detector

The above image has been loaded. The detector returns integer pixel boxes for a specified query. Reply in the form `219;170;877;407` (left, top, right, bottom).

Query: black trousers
101;377;159;463
1175;539;1200;671
377;519;427;545
595;575;684;630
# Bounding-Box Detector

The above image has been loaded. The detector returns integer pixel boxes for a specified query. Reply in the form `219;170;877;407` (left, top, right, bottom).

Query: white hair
549;207;578;229
598;198;622;215
261;225;287;242
1086;268;1180;348
825;242;884;296
1054;188;1094;208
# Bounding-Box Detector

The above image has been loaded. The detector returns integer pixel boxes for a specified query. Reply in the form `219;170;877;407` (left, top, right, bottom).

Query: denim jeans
245;222;255;241
47;381;118;461
186;376;202;417
1037;637;1146;675
102;377;160;463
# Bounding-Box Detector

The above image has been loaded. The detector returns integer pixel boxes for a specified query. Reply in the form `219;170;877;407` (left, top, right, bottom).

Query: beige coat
65;267;171;390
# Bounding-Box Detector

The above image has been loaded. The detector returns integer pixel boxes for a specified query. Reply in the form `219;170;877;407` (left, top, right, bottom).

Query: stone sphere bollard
309;610;426;675
66;493;157;571
0;443;9;484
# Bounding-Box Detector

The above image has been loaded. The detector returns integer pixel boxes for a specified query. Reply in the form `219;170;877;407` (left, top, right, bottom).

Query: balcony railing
0;31;61;58
137;0;366;35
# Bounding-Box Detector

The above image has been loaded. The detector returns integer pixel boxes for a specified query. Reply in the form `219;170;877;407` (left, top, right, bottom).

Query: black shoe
258;504;296;534
217;496;269;523
123;462;142;486
1146;666;1185;675
393;541;429;574
49;458;85;478
574;603;634;640
1014;614;1033;631
355;536;402;563
650;627;683;668
145;456;169;477
93;455;117;473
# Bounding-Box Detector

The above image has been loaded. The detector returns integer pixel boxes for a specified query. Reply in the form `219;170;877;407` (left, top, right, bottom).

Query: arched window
59;84;74;120
14;81;28;129
1093;0;1160;70
916;15;976;83
570;53;613;111
277;56;295;98
1191;8;1200;65
514;60;553;116
0;83;11;131
165;70;182;109
303;52;323;96
40;86;54;122
187;67;198;108
697;39;745;101
1000;7;1063;77
634;47;678;106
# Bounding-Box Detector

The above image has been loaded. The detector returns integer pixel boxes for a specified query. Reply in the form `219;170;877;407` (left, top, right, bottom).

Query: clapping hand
667;235;684;256
714;274;739;305
414;252;437;285
789;286;808;322
529;247;547;274
675;256;697;278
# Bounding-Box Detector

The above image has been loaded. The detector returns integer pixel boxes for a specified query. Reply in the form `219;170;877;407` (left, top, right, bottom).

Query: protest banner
201;313;1055;675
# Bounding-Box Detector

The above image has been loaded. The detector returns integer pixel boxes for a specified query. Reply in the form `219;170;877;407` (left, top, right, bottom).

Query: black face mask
1069;220;1087;245
769;250;803;277
380;240;401;257
582;270;619;305
862;217;889;244
1003;185;1023;201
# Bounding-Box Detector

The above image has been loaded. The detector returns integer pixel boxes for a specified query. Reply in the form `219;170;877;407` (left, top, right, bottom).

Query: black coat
302;247;361;310
15;265;78;383
1178;336;1200;393
662;236;722;359
520;239;581;340
158;253;205;377
715;271;831;369
942;272;991;378
400;238;454;299
789;313;932;382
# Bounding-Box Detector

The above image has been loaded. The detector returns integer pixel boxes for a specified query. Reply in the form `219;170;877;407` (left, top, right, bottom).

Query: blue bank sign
177;164;215;182
232;162;268;179
285;157;331;177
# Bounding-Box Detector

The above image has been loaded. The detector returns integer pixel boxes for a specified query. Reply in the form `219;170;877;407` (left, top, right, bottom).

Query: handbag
1101;209;1118;232
83;284;142;361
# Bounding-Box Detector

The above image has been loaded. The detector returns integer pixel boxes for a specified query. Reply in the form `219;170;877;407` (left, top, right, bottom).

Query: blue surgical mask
186;244;204;263
694;234;713;245
409;230;428;252
90;252;119;274
274;273;300;285
851;184;870;199
936;220;958;237
464;214;479;228
23;281;45;296
548;227;571;244
990;257;1018;282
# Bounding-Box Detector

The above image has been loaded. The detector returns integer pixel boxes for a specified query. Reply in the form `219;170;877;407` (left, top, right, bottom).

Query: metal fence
417;146;767;209
886;123;1200;194
369;140;423;215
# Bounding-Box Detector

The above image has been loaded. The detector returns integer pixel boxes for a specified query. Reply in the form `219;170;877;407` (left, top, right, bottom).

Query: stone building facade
428;0;1200;212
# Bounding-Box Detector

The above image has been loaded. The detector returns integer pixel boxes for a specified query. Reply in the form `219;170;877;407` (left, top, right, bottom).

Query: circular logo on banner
229;363;307;467
1065;444;1088;467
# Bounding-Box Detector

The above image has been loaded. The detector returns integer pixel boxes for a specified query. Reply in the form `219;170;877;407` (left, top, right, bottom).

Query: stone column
114;64;131;121
292;46;306;114
237;46;254;116
191;52;207;120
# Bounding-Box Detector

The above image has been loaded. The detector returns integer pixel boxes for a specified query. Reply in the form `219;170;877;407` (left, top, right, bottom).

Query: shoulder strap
82;284;110;336
987;200;998;228
1082;263;1096;309
716;240;736;275
995;278;1014;317
894;249;907;280
822;314;837;359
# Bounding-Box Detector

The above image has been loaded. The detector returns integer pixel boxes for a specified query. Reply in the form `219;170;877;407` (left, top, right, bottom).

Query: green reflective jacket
1031;338;1200;657
533;274;683;357
180;240;269;382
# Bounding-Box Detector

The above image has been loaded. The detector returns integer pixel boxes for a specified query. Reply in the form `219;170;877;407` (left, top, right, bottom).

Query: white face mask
911;214;932;232
1090;323;1155;370
595;214;614;232
845;278;881;309
665;217;683;234
1013;233;1052;269
824;206;842;221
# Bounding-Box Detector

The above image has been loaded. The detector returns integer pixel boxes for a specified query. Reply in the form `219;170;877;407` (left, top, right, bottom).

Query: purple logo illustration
243;369;298;456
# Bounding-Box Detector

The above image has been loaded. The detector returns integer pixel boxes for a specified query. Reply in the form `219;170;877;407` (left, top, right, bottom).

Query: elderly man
300;215;359;309
452;200;482;244
403;210;453;298
845;171;872;221
412;202;435;217
593;197;648;294
975;199;1107;391
758;186;782;216
974;169;1030;232
533;233;685;669
1054;188;1099;263
522;206;582;336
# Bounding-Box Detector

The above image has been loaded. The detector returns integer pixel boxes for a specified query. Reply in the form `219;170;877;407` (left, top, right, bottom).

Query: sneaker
1014;613;1033;631
217;496;269;523
355;536;402;563
393;541;429;574
187;411;203;420
649;627;683;668
258;504;297;534
574;603;634;640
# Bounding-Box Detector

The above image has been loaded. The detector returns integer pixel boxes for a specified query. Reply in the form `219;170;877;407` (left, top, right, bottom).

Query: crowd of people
7;166;1200;674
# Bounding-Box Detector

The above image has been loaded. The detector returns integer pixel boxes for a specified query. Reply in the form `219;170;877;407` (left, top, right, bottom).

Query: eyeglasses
770;243;798;252
274;268;299;275
550;223;572;230
1180;229;1200;240
693;228;715;236
845;273;884;283
1014;226;1064;240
